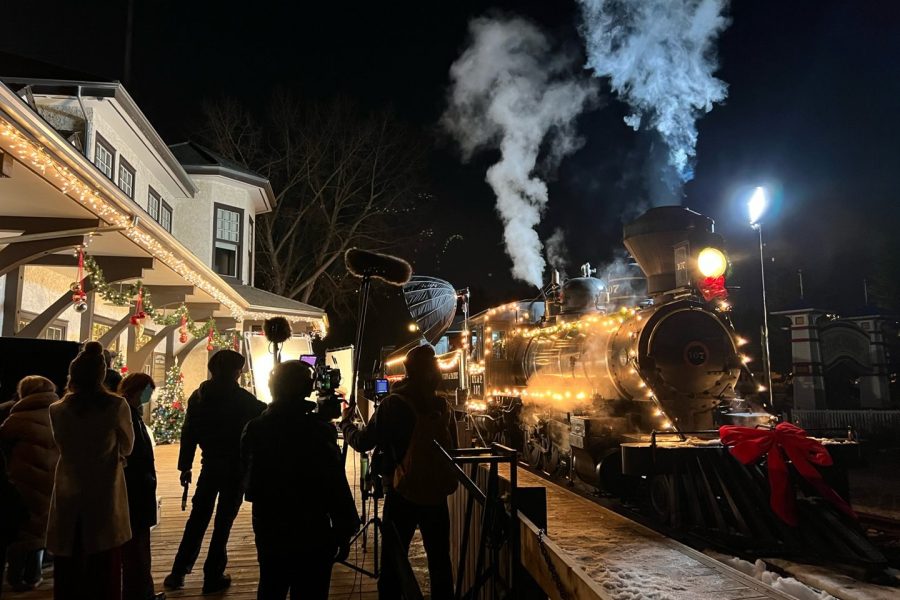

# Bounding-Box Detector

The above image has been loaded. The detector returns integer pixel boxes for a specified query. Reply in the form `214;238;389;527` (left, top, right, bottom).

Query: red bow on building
719;422;856;526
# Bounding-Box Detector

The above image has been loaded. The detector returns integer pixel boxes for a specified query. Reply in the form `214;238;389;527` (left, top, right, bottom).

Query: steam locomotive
389;206;767;490
384;206;883;567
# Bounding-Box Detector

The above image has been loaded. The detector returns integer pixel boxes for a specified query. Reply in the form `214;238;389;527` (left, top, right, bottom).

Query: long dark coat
123;405;158;530
0;391;59;551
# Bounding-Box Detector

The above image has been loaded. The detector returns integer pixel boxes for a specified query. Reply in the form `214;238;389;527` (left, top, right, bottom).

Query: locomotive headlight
697;247;728;278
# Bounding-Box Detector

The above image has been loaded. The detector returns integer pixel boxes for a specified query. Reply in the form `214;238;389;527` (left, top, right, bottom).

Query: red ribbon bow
719;422;856;526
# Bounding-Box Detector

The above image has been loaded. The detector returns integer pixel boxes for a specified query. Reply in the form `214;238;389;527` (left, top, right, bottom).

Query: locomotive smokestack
623;206;717;295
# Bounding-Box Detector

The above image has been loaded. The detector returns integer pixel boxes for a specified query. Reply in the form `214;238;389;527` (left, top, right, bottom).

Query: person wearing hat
242;360;359;599
341;344;458;600
163;349;265;595
47;340;135;600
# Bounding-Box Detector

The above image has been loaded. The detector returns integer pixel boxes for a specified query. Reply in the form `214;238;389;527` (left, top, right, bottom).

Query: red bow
719;422;856;526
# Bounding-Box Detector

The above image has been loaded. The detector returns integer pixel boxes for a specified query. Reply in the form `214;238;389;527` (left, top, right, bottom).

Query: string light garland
0;116;326;335
85;256;238;350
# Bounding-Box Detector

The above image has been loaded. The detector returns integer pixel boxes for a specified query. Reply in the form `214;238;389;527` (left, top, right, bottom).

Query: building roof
227;282;325;318
169;142;276;210
0;68;197;197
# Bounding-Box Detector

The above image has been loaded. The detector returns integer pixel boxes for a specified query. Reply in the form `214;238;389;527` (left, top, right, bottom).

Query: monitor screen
374;378;389;395
299;354;318;367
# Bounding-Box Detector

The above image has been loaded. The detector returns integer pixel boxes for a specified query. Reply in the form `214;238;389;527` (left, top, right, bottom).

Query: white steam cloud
443;17;598;287
545;228;569;275
578;0;730;183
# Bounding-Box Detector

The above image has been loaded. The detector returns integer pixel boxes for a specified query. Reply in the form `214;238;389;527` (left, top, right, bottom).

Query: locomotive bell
623;206;725;296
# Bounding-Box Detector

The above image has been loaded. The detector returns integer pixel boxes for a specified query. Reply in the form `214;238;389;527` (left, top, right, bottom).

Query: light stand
753;221;774;408
341;445;383;579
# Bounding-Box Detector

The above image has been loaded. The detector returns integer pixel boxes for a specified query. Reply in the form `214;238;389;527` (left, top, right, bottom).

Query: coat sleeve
339;405;380;453
177;390;200;472
116;399;135;458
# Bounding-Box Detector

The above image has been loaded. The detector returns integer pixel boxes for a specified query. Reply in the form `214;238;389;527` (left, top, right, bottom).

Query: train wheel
649;474;673;524
543;446;561;476
525;438;543;468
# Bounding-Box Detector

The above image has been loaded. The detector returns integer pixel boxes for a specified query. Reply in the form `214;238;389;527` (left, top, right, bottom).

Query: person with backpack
242;360;359;600
163;350;266;595
340;344;458;600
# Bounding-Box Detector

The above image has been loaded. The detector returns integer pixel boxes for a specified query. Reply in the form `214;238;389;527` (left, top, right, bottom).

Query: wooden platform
2;444;384;599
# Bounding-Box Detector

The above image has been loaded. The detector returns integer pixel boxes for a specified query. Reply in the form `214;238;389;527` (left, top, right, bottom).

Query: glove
180;469;192;486
335;541;351;563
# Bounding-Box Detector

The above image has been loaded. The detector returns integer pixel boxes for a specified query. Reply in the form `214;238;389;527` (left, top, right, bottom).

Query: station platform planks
509;466;798;600
2;443;383;600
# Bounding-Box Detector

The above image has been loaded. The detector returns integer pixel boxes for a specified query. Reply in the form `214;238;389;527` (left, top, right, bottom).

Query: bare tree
201;93;430;315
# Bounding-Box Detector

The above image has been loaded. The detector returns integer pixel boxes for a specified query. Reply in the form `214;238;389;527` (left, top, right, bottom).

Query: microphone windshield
345;248;412;286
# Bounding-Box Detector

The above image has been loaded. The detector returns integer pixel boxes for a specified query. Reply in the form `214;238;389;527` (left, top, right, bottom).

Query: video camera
300;354;343;420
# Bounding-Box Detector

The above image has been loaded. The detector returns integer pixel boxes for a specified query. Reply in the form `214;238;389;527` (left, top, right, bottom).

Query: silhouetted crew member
341;345;458;600
163;350;265;595
242;361;359;600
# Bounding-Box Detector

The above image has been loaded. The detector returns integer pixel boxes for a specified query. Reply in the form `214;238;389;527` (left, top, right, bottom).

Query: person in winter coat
163;350;265;595
340;344;458;600
118;373;165;600
48;340;135;600
0;375;58;591
241;360;359;600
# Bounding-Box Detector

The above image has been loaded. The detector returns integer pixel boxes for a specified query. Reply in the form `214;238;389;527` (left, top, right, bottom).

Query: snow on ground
705;552;835;600
765;559;900;600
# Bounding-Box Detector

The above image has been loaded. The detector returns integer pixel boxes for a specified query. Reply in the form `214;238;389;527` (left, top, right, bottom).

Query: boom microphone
344;248;412;286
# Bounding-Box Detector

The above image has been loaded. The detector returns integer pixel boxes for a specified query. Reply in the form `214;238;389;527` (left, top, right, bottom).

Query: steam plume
545;228;569;275
443;16;598;287
578;0;730;184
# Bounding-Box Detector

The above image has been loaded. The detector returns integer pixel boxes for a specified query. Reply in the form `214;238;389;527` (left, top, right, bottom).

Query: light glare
748;186;767;225
697;247;727;278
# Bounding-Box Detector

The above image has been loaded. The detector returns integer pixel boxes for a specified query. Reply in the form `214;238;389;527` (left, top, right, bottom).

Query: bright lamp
748;186;767;225
697;247;727;278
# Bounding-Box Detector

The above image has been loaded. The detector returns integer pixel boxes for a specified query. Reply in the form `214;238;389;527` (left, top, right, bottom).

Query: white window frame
213;204;243;279
148;187;160;221
94;134;115;180
118;158;135;198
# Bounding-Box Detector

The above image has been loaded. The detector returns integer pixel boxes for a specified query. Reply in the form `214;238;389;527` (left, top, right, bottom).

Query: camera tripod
341;449;383;579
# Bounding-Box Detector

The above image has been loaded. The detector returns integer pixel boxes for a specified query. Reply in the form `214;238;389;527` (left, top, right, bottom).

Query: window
160;200;173;233
148;188;160;221
213;204;243;278
94;134;115;180
118;158;135;198
17;314;68;341
248;216;255;285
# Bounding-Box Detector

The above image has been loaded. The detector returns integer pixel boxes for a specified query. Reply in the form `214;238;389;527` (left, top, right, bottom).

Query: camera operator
241;360;359;600
340;345;458;600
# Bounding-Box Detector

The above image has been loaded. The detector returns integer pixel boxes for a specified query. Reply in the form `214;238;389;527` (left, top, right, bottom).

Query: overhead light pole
748;186;774;408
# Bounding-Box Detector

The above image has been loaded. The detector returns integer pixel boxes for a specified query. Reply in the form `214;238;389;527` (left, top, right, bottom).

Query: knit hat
68;341;107;391
404;344;437;378
208;349;245;378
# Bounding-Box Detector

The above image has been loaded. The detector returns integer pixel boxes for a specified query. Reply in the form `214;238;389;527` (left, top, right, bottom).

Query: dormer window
213;204;242;279
94;134;115;180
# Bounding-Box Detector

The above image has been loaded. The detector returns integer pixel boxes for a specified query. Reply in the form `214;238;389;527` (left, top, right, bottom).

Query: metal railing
436;442;519;600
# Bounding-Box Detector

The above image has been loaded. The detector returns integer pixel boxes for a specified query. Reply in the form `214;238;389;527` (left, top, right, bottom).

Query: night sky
3;0;900;363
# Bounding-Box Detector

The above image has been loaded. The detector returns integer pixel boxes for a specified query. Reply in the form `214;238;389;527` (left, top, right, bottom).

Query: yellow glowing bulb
653;408;662;416
662;421;672;429
697;247;728;278
741;355;751;364
757;385;767;392
736;337;748;346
